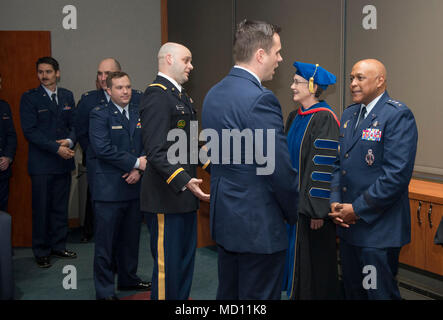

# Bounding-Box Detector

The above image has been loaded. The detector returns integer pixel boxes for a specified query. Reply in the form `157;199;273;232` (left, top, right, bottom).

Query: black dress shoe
98;296;119;300
36;256;51;268
51;249;77;259
118;281;152;291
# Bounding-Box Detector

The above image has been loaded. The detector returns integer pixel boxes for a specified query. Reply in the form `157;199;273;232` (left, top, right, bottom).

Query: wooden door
425;203;443;275
400;199;427;270
0;31;51;247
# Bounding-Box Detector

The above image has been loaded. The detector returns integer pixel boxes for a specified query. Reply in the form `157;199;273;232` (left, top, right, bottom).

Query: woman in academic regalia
282;62;340;300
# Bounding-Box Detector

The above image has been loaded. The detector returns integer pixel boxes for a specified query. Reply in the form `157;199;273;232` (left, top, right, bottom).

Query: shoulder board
386;99;404;108
82;90;98;98
26;88;39;94
148;83;167;90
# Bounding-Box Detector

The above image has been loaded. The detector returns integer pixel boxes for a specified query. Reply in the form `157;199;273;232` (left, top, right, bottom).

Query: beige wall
346;0;443;178
236;0;345;121
0;0;162;219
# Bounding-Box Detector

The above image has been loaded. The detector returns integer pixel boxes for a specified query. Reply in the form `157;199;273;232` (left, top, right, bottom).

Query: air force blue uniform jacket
20;86;76;175
75;89;142;160
89;102;143;201
202;67;299;254
330;92;418;248
0;100;17;180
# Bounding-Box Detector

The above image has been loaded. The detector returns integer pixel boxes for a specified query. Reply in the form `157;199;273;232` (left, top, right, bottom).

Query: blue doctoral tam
293;61;336;90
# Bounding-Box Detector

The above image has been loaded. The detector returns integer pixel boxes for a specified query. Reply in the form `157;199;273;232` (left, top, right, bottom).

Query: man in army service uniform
139;42;210;300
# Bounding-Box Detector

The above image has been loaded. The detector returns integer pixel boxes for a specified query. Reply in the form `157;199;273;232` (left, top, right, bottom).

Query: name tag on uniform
362;128;382;141
38;109;49;113
2;116;10;120
112;125;123;130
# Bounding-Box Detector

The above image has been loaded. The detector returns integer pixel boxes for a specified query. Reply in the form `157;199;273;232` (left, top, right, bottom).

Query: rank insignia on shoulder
177;120;186;128
148;83;167;90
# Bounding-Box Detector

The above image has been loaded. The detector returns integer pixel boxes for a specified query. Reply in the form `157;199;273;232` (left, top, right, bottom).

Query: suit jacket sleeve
2;102;17;160
352;108;418;224
139;88;192;193
247;91;299;224
89;108;138;172
66;92;76;144
19;93;60;154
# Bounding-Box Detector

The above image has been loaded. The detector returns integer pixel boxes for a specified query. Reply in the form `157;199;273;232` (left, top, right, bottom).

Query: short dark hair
233;19;281;63
36;56;59;71
315;87;324;98
106;71;129;89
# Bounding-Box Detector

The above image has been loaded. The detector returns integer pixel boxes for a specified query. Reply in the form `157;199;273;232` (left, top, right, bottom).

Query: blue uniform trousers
0;211;14;300
339;239;401;300
0;179;9;212
93;200;142;299
147;212;196;300
216;246;286;300
31;173;71;258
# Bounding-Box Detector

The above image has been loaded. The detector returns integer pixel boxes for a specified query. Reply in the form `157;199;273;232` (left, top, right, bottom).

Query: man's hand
329;202;358;228
138;156;147;171
0;157;12;171
57;146;75;159
122;169;141;184
56;139;70;147
185;178;210;202
310;218;324;230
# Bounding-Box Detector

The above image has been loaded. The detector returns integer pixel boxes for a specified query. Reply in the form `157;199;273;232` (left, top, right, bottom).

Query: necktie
355;106;367;132
51;93;58;106
122;109;130;128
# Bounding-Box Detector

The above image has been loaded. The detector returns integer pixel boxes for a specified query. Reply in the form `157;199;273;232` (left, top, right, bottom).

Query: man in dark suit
201;20;299;300
0;73;17;212
20;57;77;268
89;71;150;300
0;73;16;300
139;42;209;300
329;59;418;300
75;58;142;243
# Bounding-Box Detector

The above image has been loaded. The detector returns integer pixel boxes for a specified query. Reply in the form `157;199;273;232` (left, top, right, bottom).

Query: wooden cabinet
400;179;443;276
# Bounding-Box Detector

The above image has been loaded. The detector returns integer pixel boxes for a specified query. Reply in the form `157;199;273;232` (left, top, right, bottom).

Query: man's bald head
350;59;387;105
97;58;122;90
157;42;193;85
